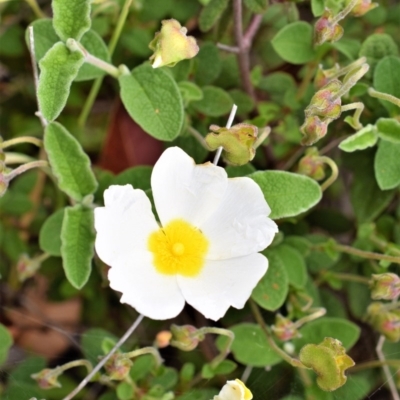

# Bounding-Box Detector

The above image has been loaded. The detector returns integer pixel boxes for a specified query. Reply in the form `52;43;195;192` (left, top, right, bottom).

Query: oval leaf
61;205;95;289
271;22;316;64
119;64;184;141
27;19;59;62
191;86;233;117
52;0;91;42
199;0;229;32
293;317;360;351
249;170;322;219
374;139;400;190
217;323;283;367
44;122;98;201
0;323;13;365
38;42;84;121
39;208;65;256
339;124;378;152
376;118;400;143
252;249;289;311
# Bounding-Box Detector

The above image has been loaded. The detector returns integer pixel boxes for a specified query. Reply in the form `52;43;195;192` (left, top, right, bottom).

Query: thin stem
350;358;400;373
370;234;400;257
216;43;240;53
335;244;400;265
28;26;48;128
327;57;367;81
249;299;307;369
243;14;263;49
213;104;238;165
78;0;133;127
187;127;209;150
331;63;369;101
56;360;93;375
320;272;371;285
368;88;400;108
4;152;35;164
25;0;46;19
124;347;163;367
331;0;359;24
296;62;318;101
2;136;43;149
292;307;326;329
316;156;338;191
341;102;364;130
233;0;255;100
5;160;49;181
376;335;400;400
62;313;144;400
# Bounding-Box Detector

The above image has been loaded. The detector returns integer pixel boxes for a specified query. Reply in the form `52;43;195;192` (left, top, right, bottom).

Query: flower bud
299;337;355;391
346;0;378;17
314;65;340;89
367;302;400;342
306;80;342;120
370;273;400;300
297;148;326;181
149;19;199;68
300;116;332;146
213;379;253;400
314;9;344;45
31;368;61;389
104;353;133;380
16;254;42;282
155;330;172;348
170;324;203;351
271;314;300;341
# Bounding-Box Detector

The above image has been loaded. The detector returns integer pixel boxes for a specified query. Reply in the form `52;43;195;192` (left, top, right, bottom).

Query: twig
243;14;263;49
62;314;144;400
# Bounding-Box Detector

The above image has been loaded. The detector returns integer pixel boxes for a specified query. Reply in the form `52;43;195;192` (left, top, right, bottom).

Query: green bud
271;314;300;342
370;273;400;300
346;0;378;17
306;80;342;120
16;254;42;282
31;368;62;389
149;19;199;68
297;148;326;181
299;337;355;391
367;302;400;342
170;324;203;351
205;123;258;166
314;9;344;46
300;116;332;146
104;353;133;380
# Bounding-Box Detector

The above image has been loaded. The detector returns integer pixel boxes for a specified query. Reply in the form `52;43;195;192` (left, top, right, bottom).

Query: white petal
200;177;278;260
109;250;185;320
94;185;159;266
214;380;246;400
177;253;268;321
151;147;228;227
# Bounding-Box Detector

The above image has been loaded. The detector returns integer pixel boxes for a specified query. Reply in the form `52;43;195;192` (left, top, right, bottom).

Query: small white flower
213;379;253;400
94;147;278;321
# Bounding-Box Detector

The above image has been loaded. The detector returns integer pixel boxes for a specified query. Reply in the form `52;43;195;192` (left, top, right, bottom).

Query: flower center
148;219;209;277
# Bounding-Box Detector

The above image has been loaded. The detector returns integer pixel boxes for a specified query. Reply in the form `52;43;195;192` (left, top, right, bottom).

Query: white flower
94;147;278;321
213;379;253;400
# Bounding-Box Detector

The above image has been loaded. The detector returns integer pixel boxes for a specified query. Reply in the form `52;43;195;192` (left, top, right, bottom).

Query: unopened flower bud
297;148;326;181
367;302;400;342
16;254;42;282
306;80;342;120
300;116;332;146
271;314;300;341
170;324;203;351
299;337;355;391
155;330;172;348
31;368;61;389
149;19;199;68
104;353;133;380
370;273;400;300
346;0;378;17
314;9;344;45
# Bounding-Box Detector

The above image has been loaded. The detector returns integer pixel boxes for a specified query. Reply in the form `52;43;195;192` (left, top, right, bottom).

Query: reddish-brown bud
297;148;326;181
314;9;344;45
271;314;300;341
104;353;133;380
300;116;332;146
346;0;378;17
306;80;342;120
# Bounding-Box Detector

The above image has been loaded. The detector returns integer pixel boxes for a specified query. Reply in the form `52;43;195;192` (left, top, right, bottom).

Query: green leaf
61;205;95;289
52;0;91;42
75;30;111;81
81;328;119;365
119;64;184;141
293;317;360;351
44;122;98;201
373;56;400;114
376;118;400;143
27;19;59;61
229;89;255;115
191;86;233;117
339;124;378;152
252;249;289;311
311;0;325;17
271;22;316;64
273;244;307;288
117;382;134;400
249;171;322;219
332;39;361;61
194;42;221;86
38;42;84;121
178;81;204;104
201;360;236;379
0;323;13;365
258;72;297;106
374;139;400;190
199;0;230;32
217;323;283;367
113;166;152;191
39;208;65;256
244;0;267;13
